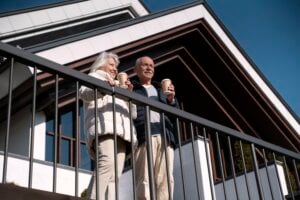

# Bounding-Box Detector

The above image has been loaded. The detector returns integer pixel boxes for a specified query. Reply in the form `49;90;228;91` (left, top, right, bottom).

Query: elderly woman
79;51;137;200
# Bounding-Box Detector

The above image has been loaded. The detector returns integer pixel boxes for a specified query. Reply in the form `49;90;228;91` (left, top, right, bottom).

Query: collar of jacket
132;80;161;89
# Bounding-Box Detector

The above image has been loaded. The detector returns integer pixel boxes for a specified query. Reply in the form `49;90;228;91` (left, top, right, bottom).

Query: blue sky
0;0;299;118
143;0;300;118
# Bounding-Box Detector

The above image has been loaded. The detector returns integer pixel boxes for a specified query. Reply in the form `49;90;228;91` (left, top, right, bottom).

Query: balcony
0;42;299;199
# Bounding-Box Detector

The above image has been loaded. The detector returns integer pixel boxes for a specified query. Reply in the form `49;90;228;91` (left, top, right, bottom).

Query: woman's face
102;57;118;79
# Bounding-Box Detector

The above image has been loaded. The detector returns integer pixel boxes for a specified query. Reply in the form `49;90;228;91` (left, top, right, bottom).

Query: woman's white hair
90;51;119;72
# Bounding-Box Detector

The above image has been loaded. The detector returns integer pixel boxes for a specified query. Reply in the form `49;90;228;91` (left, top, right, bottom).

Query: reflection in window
46;134;54;162
80;143;93;170
80;106;85;141
61;111;73;137
45;105;92;171
61;139;71;165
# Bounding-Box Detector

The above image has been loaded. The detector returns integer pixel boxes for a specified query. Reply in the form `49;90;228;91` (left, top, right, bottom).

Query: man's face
136;57;154;82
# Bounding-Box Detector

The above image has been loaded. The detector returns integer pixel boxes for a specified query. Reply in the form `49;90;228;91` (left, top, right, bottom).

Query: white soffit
0;0;148;37
36;4;300;134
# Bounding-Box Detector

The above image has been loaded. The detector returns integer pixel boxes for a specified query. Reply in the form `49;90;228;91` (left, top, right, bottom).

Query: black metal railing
0;42;300;200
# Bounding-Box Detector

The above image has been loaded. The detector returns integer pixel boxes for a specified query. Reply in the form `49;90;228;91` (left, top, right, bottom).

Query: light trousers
88;135;126;200
135;135;174;200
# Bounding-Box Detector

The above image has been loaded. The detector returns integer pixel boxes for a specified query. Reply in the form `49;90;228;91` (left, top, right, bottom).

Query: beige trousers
88;135;126;200
135;135;174;200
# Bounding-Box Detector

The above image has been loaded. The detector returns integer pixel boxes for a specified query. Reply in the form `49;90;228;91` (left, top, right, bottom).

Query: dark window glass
46;119;54;133
80;106;85;140
61;111;73;137
61;139;70;165
45;105;92;170
80;143;92;171
46;134;54;162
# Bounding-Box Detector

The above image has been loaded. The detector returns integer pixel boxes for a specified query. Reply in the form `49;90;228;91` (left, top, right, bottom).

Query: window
46;105;93;171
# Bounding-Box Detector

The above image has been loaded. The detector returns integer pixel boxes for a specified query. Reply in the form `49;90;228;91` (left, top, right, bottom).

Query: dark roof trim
0;0;88;17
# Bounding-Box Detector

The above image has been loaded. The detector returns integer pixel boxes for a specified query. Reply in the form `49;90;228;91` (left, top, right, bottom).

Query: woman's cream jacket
79;71;137;157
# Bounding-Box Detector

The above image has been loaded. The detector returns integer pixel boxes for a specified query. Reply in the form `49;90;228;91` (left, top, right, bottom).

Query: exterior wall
0;136;290;199
0;106;31;156
214;162;288;200
0;137;213;198
0;106;46;160
118;137;215;200
0;153;91;196
0;62;33;99
173;137;214;200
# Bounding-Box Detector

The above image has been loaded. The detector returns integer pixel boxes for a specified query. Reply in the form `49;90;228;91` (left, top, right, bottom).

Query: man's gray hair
90;51;119;72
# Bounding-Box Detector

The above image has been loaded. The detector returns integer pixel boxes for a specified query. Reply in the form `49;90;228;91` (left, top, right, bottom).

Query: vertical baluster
292;159;300;190
189;123;202;200
175;118;186;200
215;132;228;200
94;88;99;200
75;81;79;197
2;57;14;183
203;128;216;200
262;149;275;199
28;66;37;188
239;141;251;200
112;93;119;200
128;101;137;200
227;136;240;200
161;113;172;200
53;74;59;192
250;144;265;200
145;105;156;200
272;153;285;199
283;156;294;199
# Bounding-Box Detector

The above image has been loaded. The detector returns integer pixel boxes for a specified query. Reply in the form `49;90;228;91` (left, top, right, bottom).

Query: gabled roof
33;2;299;133
1;1;299;150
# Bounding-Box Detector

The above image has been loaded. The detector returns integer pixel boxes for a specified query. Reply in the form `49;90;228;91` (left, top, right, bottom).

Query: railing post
129;101;137;200
75;81;80;197
53;74;59;193
145;105;156;200
262;148;275;199
161;113;172;200
175;118;186;200
283;156;294;199
215;131;228;200
203;128;216;200
28;66;37;188
112;92;119;200
227;136;240;200
94;88;99;200
272;153;285;199
2;57;14;184
189;123;202;200
239;141;252;199
251;143;265;200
